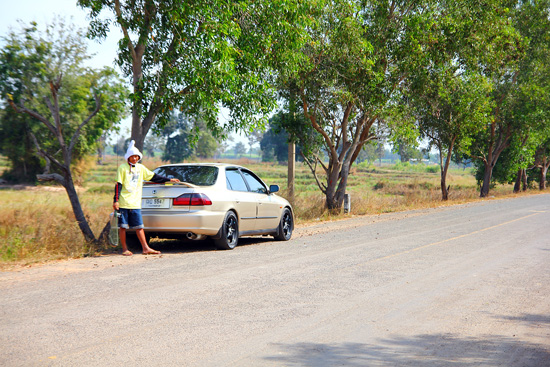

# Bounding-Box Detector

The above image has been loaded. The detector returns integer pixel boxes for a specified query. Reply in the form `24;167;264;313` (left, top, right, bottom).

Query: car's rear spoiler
144;181;198;188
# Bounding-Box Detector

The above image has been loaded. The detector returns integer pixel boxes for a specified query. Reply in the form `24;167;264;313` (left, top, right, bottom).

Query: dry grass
0;188;113;267
1;155;545;267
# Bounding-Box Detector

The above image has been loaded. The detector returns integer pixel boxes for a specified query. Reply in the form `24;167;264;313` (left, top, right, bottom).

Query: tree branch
69;93;102;153
114;0;137;61
300;90;339;168
301;151;327;194
9;99;57;137
28;131;65;173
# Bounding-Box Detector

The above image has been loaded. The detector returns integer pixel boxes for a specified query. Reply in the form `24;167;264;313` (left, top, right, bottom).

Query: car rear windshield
153;166;218;186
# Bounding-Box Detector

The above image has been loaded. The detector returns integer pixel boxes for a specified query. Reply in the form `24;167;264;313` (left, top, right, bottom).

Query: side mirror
269;184;280;194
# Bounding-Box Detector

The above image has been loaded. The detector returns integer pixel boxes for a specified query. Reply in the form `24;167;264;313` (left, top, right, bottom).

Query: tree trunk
324;160;351;213
325;168;342;212
97;134;105;165
540;157;549;190
480;161;493;197
521;169;527;191
440;175;449;201
63;173;96;243
439;138;455;201
513;169;522;193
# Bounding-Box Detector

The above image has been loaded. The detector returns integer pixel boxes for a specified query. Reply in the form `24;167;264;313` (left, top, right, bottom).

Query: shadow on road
263;326;550;366
137;236;275;254
496;313;550;327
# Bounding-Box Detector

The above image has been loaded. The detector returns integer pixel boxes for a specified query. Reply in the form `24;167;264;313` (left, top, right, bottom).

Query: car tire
274;208;293;241
214;211;239;250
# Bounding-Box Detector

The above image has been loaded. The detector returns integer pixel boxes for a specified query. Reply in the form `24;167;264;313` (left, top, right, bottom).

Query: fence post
344;193;351;214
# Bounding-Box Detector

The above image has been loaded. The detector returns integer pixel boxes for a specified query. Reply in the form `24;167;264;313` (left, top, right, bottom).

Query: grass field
0;154;537;267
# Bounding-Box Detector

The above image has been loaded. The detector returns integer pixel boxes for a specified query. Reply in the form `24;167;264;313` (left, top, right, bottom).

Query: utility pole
288;141;295;203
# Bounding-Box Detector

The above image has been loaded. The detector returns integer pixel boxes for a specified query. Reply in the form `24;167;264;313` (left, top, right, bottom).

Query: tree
260;116;290;162
161;112;194;162
112;135;130;157
399;0;525;200
194;122;218;159
247;130;263;158
1;19;127;245
233;142;247;159
533;139;550;189
469;0;550;197
392;138;423;163
78;0;306;150
412;69;493;200
273;0;456;210
160;111;220;161
143;133;165;158
215;134;233;159
356;141;376;164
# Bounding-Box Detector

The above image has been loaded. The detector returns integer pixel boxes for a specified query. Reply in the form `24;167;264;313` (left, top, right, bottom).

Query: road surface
1;194;549;366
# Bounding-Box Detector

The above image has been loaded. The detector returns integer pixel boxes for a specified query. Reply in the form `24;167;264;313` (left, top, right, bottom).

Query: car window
153;166;218;186
226;169;249;192
242;170;267;194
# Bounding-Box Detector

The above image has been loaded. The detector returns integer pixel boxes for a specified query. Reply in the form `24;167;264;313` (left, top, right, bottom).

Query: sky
1;0;249;146
1;0;120;69
1;0;130;141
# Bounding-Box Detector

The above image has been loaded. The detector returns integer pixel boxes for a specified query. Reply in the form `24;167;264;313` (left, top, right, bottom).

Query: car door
240;170;281;231
225;168;256;232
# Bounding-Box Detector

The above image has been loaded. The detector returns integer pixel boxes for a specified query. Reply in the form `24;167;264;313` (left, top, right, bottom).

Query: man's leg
136;228;160;255
119;228;132;256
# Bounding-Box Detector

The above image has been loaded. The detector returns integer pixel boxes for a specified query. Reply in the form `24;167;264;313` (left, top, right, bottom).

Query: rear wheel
214;211;239;250
274;208;293;241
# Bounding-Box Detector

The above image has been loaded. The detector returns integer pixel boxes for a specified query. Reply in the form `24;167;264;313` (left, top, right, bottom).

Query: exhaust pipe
186;232;206;241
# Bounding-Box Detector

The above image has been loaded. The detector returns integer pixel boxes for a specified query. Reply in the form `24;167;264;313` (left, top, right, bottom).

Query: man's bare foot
143;249;161;255
122;250;133;256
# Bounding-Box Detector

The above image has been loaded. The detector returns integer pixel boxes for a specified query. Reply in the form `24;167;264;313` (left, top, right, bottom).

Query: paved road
1;195;549;366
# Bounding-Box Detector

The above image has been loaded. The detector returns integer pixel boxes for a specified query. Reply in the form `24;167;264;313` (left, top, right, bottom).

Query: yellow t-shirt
116;162;155;209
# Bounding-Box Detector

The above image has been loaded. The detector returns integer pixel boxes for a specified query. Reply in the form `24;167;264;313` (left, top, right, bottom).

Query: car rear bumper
139;209;225;236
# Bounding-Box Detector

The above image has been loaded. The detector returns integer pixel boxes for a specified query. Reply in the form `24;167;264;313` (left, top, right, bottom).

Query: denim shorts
118;208;144;229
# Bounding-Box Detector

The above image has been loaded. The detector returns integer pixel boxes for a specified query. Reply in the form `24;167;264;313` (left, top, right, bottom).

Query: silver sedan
131;163;294;249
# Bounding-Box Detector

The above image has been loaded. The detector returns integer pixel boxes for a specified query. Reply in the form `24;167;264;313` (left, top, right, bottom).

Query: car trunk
142;183;196;211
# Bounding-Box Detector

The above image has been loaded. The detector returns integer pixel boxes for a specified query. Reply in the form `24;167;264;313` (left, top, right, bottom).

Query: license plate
142;198;170;209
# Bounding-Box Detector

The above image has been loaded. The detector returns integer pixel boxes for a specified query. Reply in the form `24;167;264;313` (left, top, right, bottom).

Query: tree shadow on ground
496;313;550;327
264;319;550;366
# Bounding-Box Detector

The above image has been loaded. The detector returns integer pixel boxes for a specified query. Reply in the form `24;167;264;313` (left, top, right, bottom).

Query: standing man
113;140;180;255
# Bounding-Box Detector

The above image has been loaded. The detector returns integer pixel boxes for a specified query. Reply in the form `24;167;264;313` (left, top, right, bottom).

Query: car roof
156;162;246;169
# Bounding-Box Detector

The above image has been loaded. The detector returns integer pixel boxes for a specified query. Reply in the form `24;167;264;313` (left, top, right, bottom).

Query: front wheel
274;208;293;241
214;211;239;250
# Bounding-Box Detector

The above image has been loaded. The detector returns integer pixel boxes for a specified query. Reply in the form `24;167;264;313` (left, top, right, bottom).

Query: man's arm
149;173;180;183
113;182;122;210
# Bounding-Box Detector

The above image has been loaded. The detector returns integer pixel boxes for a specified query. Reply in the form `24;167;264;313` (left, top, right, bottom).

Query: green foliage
0;19;128;183
160;111;220;162
161;112;194;162
195;130;218;159
468;0;550;194
78;0;308;147
260;124;288;162
388;162;440;174
272;0;463;208
392;138;423;163
233;142;247;158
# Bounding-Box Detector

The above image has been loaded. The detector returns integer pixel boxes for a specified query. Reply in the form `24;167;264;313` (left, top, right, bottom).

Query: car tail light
173;193;212;206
